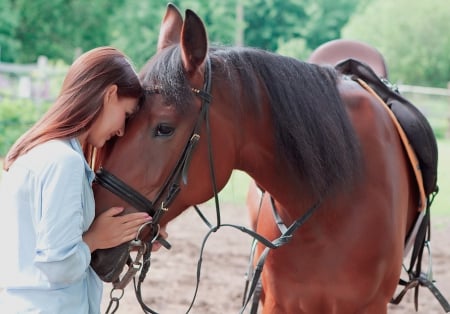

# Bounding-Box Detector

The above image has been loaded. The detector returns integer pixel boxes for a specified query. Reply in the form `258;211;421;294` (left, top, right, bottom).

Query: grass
210;170;251;205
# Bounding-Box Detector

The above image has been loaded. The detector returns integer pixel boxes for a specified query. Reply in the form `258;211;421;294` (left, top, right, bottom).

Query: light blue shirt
0;138;102;314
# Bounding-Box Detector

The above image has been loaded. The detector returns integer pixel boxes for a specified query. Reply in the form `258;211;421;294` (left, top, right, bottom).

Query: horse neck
244;160;315;212
235;105;316;211
214;55;317;210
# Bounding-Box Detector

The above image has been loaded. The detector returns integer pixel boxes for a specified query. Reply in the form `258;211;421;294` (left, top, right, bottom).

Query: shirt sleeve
34;152;92;285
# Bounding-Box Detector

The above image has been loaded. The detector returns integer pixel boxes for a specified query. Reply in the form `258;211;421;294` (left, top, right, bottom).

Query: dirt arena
100;203;450;314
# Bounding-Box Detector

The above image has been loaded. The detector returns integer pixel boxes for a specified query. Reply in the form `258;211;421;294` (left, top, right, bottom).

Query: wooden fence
399;84;450;97
398;83;450;138
0;56;67;101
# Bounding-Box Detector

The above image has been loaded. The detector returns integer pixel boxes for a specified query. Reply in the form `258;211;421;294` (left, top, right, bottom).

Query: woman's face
86;85;138;148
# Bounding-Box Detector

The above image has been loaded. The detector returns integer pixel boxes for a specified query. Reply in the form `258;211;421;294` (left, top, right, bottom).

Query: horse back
337;74;420;235
336;58;438;196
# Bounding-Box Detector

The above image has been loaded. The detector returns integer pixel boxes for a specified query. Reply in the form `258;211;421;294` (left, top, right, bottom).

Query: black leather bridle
96;57;213;239
97;58;215;314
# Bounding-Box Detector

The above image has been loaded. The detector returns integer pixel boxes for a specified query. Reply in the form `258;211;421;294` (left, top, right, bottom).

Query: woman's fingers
121;212;152;226
101;206;125;217
104;209;169;250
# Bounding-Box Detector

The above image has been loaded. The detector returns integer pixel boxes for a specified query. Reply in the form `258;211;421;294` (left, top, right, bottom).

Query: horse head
91;3;236;282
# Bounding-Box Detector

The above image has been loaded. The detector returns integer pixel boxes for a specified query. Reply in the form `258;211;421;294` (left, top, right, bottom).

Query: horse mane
142;45;363;198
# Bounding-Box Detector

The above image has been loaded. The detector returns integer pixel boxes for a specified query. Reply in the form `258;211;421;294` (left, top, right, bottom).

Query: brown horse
91;4;443;314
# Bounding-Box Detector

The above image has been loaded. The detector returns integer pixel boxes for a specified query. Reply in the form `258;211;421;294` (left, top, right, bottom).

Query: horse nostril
90;242;130;282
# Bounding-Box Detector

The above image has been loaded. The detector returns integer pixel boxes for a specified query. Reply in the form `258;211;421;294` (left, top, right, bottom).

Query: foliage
0;99;50;156
173;0;238;46
244;0;363;54
243;0;308;52
301;0;367;50
0;0;362;67
108;1;165;70
0;0;449;87
276;38;311;61
9;0;122;63
0;0;20;62
342;0;450;87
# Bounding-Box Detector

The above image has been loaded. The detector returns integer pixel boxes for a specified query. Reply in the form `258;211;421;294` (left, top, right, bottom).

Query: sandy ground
100;203;450;314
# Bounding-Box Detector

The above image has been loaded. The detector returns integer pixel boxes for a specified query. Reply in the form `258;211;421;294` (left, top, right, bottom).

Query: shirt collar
69;137;95;184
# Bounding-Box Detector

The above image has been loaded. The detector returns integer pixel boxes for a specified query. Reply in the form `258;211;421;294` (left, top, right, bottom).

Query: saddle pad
335;59;438;198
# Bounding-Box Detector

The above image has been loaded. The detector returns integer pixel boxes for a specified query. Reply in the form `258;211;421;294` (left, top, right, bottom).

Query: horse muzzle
90;242;130;282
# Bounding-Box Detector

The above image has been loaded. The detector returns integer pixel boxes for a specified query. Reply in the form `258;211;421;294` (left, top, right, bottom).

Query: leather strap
356;78;426;211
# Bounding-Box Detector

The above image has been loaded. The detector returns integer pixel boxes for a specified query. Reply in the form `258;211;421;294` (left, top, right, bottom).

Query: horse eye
154;124;174;137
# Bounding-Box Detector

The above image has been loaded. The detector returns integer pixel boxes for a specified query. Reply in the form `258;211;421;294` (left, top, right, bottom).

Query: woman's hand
83;207;151;252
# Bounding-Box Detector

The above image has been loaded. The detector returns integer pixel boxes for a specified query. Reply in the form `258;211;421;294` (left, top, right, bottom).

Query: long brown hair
3;46;143;171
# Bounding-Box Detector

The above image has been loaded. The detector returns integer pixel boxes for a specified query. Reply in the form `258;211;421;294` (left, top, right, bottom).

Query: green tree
243;0;308;52
0;0;20;62
109;1;164;70
302;0;366;49
342;0;450;87
110;0;240;69
13;0;121;63
176;0;239;46
243;0;362;54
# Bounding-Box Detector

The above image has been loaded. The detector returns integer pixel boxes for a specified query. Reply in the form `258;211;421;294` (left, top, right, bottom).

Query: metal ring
150;224;161;244
109;287;124;300
135;221;152;241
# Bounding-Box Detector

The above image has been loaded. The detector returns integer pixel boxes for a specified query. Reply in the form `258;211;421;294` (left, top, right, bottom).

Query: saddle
335;58;438;197
335;59;450;313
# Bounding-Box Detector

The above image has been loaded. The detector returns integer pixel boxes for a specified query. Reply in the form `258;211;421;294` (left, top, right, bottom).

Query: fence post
18;76;31;98
447;82;450;139
36;55;49;101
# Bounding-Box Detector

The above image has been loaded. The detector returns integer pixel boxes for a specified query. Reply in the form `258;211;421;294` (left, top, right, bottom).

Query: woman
0;47;162;313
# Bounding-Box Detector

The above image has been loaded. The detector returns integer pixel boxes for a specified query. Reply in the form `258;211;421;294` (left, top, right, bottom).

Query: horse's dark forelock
141;45;195;113
142;44;362;198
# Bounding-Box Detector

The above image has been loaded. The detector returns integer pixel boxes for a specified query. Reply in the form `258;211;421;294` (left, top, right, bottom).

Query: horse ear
157;3;183;51
180;9;208;75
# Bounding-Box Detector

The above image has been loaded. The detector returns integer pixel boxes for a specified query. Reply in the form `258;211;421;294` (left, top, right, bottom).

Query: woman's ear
104;84;118;105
